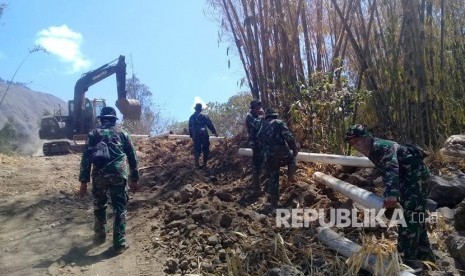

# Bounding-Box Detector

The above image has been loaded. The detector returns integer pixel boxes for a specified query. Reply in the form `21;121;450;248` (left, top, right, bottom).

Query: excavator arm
73;55;141;134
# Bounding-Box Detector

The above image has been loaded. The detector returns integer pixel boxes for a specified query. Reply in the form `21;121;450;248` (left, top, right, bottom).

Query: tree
0;117;19;154
203;91;252;137
166;91;252;138
208;0;465;150
121;75;174;135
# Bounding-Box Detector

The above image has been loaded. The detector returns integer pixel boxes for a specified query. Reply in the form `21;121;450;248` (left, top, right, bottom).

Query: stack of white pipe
237;148;375;167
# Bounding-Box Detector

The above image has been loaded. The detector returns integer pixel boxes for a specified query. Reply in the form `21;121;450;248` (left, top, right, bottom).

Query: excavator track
42;141;71;156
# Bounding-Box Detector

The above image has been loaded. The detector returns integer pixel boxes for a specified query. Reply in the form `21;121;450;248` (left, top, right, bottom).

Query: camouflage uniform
258;109;297;206
368;138;435;261
79;121;139;248
188;106;217;168
245;111;263;188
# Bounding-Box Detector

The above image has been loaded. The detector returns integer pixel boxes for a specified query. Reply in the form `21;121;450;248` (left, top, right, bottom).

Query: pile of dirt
132;137;388;274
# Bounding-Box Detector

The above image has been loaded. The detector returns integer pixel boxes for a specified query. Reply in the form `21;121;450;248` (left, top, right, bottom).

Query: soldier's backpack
90;130;112;169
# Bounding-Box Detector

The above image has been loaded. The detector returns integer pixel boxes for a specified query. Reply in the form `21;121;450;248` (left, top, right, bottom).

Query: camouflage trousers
193;134;210;164
92;175;129;247
251;147;263;188
264;155;296;205
397;164;436;262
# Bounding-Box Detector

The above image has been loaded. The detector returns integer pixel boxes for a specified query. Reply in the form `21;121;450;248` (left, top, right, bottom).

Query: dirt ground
0;154;165;276
0;137;460;275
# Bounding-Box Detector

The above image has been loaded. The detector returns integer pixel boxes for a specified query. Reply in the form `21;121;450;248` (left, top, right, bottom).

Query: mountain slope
0;82;67;154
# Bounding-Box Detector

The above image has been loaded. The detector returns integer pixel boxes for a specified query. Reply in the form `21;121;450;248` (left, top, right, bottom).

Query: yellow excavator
39;55;141;155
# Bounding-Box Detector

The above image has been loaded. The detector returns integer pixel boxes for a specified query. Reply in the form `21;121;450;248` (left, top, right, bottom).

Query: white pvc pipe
168;134;225;141
153;131;170;138
317;227;415;276
237;148;375;167
131;134;151;139
313;172;383;211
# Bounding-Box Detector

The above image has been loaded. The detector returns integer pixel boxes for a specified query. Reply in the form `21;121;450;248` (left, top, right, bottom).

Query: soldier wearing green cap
258;107;298;208
79;106;139;254
345;124;435;264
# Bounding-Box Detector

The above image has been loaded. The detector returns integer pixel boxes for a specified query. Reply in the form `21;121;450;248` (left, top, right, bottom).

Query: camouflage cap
249;99;262;108
194;103;202;110
264;107;279;118
344;124;371;141
98;106;118;119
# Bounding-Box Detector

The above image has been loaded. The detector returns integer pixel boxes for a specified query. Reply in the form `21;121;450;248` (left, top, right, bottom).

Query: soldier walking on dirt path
78;106;139;254
188;103;218;169
258;108;298;208
344;124;436;266
245;99;264;190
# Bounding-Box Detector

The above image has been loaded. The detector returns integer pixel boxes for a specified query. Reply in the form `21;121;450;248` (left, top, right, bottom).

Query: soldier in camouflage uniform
258;108;298;207
245;99;264;190
345;124;435;263
79;106;139;254
188;103;218;169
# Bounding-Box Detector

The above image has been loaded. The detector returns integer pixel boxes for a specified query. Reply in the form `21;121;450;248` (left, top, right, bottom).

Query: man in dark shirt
188;103;218;169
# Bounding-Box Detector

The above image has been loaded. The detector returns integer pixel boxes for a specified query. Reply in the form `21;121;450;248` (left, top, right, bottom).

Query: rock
178;260;189;271
373;176;384;188
334;165;357;174
179;190;193;203
440;135;465;160
219;213;233;228
433;250;463;276
215;191;234;202
428;175;465;208
164;258;178;274
201;262;214;272
164;210;187;224
426;199;438;212
455;199;465;231
346;174;369;187
165;220;185;229
207;235;219;246
201;210;213;223
266;265;304;276
445;231;465;268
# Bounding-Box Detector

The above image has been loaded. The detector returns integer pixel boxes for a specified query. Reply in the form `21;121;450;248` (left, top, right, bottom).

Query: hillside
0;82;67;154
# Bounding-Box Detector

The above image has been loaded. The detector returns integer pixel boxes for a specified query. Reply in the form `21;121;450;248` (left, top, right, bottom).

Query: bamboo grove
207;0;465;152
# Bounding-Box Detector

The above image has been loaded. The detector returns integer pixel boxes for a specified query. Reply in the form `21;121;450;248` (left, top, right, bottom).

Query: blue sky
0;0;245;121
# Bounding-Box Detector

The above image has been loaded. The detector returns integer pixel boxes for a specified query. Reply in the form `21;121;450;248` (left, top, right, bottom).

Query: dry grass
346;234;403;276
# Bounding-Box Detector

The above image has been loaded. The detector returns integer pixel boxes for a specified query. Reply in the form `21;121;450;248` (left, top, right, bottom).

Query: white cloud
193;96;206;109
35;24;91;73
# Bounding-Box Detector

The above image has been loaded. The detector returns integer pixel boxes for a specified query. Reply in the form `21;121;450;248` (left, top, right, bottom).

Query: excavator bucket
116;98;142;120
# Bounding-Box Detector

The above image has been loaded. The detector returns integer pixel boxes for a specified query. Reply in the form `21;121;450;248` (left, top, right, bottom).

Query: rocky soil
0;135;463;275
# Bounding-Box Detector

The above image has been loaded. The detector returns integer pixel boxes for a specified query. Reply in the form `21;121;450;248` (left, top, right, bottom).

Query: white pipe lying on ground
237;148;375;167
317;227;415;276
167;134;225;141
131;134;151;139
313;172;383;211
153;131;170;138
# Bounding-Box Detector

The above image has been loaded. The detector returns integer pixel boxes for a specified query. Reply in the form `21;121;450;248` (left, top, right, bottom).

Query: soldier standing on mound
258;107;298;208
